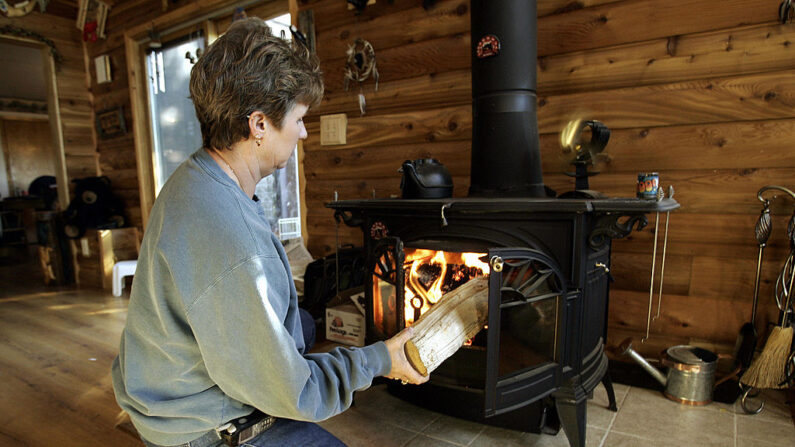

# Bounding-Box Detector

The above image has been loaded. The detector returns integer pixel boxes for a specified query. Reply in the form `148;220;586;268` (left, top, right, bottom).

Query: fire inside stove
371;248;489;338
403;249;489;326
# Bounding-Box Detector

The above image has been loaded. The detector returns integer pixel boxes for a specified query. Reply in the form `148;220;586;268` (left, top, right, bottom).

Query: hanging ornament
83;20;98;42
344;38;378;116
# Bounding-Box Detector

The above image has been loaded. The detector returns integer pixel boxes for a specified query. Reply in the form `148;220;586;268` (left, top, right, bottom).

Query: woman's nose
299;123;308;140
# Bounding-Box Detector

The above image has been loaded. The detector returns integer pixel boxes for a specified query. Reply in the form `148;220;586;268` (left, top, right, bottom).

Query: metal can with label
637;172;659;200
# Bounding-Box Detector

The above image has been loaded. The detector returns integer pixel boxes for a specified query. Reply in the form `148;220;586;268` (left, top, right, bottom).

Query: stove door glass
369;237;404;339
485;247;567;417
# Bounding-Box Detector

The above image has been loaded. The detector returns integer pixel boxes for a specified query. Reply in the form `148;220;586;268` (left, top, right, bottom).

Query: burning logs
404;276;489;376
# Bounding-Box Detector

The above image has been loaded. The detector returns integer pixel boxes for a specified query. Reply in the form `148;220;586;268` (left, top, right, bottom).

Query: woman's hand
383;327;429;385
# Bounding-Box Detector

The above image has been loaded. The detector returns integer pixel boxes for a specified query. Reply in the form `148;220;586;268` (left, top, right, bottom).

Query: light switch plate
320;113;348;146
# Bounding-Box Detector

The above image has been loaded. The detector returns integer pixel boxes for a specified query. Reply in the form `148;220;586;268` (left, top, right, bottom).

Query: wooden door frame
0;36;70;210
124;0;293;230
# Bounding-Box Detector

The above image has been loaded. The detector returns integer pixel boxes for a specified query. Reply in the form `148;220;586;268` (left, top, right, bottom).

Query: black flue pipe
468;0;546;198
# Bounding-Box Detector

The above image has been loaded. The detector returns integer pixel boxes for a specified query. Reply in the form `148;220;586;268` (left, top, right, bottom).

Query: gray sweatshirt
111;148;390;446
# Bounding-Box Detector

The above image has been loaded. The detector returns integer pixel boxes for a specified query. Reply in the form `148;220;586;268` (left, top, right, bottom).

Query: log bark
404;276;489;376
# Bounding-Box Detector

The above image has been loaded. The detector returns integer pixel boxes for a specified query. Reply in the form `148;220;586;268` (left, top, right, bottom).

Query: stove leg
602;370;618;412
554;394;587;447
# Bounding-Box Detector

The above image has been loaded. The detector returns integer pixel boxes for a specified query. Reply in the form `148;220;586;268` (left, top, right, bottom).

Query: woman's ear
248;111;268;138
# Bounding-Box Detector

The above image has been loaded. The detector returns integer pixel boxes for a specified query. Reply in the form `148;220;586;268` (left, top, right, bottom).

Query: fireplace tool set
738;185;795;413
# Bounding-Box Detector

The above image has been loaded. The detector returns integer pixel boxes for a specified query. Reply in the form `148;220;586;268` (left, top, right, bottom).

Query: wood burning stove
326;2;679;446
330;199;675;446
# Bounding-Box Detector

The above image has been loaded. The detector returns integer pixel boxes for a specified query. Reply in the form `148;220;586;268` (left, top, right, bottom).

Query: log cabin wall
299;0;795;356
0;12;96;194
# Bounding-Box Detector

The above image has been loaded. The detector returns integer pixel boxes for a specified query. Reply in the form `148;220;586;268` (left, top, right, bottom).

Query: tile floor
319;381;794;447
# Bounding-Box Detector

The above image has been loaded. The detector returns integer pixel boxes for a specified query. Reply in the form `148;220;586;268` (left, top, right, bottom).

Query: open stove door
484;247;568;417
368;236;406;340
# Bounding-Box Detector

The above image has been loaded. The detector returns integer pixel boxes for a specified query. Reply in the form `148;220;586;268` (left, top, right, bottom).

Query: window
146;32;204;194
144;14;301;240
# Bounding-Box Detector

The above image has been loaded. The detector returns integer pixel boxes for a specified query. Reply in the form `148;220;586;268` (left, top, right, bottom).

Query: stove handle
490;256;504;272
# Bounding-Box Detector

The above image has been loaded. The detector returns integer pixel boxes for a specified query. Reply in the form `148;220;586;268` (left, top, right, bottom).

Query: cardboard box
325;303;365;347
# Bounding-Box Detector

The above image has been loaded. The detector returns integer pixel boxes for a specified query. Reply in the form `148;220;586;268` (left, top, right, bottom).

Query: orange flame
403;250;487;326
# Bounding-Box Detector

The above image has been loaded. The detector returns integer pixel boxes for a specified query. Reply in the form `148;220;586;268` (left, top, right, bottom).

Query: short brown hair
189;18;323;150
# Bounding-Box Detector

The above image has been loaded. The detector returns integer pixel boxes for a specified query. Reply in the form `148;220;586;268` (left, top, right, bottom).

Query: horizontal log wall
299;0;795;357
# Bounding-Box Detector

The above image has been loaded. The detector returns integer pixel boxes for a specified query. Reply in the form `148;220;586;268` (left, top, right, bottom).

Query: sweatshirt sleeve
185;255;391;422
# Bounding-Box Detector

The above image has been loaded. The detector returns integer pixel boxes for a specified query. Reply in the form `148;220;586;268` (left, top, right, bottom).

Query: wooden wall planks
299;0;795;356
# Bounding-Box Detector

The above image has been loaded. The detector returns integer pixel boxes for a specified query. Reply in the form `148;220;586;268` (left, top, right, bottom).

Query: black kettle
399;158;453;199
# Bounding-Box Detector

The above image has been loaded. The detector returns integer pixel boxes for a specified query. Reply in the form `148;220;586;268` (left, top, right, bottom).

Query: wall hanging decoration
76;0;110;41
0;0;49;18
96;107;127;139
0;25;63;68
0;98;47;114
344;38;378;115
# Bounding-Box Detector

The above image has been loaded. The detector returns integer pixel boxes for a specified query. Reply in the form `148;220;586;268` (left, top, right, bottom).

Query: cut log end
405;339;428;376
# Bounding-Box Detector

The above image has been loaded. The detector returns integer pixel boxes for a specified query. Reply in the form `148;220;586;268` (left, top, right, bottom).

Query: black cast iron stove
328;1;678;446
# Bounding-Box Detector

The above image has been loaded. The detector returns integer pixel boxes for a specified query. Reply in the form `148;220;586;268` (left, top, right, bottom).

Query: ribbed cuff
361;341;391;377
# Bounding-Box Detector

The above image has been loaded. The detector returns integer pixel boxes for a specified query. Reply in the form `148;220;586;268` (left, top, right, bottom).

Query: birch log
404;276;490;376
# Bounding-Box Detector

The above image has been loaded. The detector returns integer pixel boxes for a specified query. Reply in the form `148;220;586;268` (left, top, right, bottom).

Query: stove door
484;247;567;417
367;236;405;340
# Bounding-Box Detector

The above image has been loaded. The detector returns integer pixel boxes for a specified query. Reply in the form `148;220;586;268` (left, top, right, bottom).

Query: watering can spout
618;338;668;386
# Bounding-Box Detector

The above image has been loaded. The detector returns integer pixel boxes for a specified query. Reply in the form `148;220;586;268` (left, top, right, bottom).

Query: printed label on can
637;173;659;200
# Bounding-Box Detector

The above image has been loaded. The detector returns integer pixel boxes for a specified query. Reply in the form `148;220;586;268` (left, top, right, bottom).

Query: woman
112;18;427;447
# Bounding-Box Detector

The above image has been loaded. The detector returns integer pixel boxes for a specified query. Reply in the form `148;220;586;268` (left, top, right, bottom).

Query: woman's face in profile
262;103;309;174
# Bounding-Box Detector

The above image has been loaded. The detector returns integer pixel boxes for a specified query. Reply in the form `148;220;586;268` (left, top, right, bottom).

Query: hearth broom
740;209;795;389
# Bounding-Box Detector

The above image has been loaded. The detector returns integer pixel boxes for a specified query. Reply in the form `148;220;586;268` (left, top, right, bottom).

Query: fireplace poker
643;187;664;342
654;185;674;321
736;199;771;374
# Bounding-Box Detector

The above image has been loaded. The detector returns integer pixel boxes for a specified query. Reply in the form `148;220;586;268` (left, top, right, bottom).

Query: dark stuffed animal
63;176;125;238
